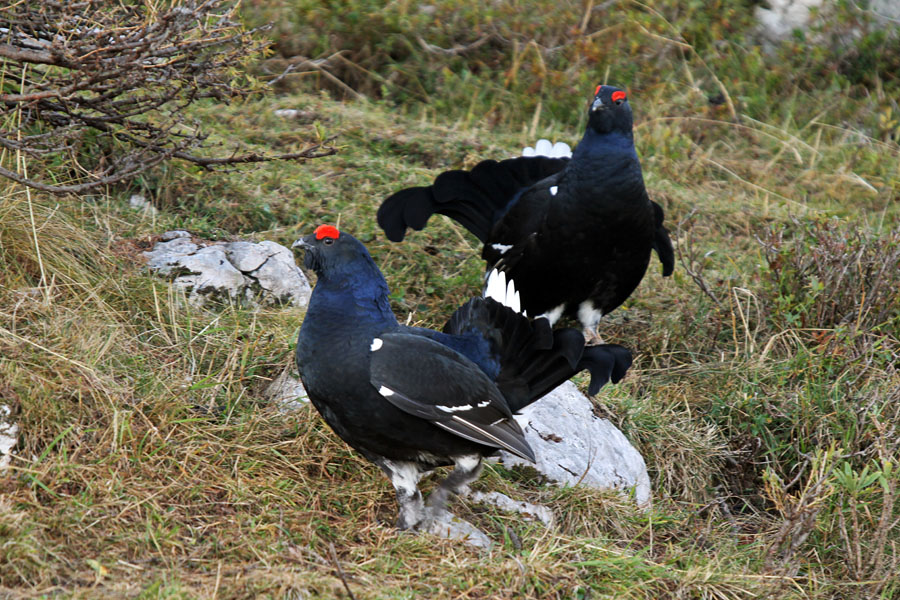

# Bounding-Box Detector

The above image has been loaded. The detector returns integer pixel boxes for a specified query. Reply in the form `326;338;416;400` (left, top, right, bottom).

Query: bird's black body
377;85;674;336
294;225;632;529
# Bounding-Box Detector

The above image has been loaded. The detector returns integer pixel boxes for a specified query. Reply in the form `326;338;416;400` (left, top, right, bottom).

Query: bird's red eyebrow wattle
612;90;626;102
315;224;341;240
594;85;602;96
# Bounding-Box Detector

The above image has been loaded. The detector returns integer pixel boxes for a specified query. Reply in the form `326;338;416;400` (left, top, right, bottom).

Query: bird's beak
291;233;315;249
590;97;605;112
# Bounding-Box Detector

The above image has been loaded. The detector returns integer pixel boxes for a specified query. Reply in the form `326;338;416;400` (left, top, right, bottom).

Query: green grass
2;0;899;597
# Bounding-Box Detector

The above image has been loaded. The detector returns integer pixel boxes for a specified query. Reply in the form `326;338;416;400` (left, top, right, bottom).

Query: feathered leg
377;459;425;530
578;300;605;345
426;455;484;517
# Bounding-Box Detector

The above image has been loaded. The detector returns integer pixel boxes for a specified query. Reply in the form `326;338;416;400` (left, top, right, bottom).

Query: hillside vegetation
1;0;899;597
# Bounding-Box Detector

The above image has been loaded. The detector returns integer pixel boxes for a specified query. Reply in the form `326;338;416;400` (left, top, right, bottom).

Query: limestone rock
273;109;301;119
496;381;651;506
467;490;554;527
129;194;158;216
264;366;309;412
755;0;821;44
143;232;311;309
0;403;18;471
174;246;248;304
227;241;311;307
160;230;191;241
143;236;200;274
424;509;493;550
755;0;900;45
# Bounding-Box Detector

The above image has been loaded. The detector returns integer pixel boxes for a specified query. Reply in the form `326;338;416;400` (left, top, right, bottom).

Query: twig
675;209;722;306
0;1;329;194
416;34;491;56
327;542;357;600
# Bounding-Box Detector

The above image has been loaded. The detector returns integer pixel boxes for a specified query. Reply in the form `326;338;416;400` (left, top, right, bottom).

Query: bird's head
587;85;633;135
292;224;372;277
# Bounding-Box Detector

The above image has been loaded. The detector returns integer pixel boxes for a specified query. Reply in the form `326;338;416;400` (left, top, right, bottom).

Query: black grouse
377;85;675;341
293;224;632;530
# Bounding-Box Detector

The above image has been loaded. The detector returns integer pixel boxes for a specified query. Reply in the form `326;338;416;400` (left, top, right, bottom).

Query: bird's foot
582;327;605;346
395;494;451;531
396;512;425;531
394;492;427;531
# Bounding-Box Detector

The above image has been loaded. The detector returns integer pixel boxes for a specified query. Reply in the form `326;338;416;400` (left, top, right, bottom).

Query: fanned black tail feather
377;156;567;243
578;344;633;396
443;297;631;413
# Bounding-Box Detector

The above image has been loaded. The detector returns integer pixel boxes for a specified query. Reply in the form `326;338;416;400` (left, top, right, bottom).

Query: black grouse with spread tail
377;85;674;341
293;224;632;530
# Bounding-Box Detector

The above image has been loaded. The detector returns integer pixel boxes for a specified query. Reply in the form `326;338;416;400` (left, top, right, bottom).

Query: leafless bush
0;1;336;194
676;208;724;307
758;218;900;333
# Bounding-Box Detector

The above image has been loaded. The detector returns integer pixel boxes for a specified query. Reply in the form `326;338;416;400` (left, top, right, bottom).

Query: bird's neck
571;129;644;199
573;128;636;160
307;264;398;329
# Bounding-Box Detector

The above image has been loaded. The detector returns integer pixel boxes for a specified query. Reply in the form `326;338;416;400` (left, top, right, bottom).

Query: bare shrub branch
0;1;337;194
675;208;723;306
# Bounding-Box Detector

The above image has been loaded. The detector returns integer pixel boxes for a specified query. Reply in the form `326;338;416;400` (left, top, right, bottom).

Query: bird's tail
443;297;632;413
376;156;566;243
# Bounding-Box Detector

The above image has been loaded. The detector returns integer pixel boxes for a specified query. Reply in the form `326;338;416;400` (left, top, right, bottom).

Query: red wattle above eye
315;224;341;240
594;85;602;96
611;91;626;102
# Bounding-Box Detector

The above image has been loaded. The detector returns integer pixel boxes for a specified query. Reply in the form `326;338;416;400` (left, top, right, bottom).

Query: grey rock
264;366;309;411
174;246;248;305
160;230;191;241
225;241;271;272
228;241;311;307
0;403;18;471
143;233;311;309
143;237;200;274
423;509;493;550
496;381;651;506
467;490;554;527
755;0;820;44
756;0;900;45
128;194;158;216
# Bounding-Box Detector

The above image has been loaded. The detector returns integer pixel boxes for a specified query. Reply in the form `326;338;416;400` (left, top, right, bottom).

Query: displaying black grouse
377;85;675;341
293;224;632;530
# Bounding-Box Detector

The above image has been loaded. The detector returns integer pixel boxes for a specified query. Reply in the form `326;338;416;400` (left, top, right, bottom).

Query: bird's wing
480;175;560;268
368;332;535;462
651;200;675;277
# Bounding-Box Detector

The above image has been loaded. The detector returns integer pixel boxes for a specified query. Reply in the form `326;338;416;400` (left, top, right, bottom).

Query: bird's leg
377;459;425;530
582;326;605;346
578;301;605;345
425;455;483;518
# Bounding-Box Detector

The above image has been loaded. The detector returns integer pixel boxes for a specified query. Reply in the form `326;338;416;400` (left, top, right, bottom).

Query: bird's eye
322;237;335;246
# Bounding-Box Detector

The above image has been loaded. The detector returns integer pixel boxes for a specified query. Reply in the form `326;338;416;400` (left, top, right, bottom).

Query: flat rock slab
467;490;554;527
423;509;493;550
143;231;311;308
496;380;651;506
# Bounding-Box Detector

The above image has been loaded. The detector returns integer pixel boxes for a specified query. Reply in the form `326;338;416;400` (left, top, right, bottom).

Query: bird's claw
582;327;605;346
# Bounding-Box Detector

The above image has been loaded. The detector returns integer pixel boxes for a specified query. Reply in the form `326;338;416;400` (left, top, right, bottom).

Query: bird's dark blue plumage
377;85;675;340
293;225;632;530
